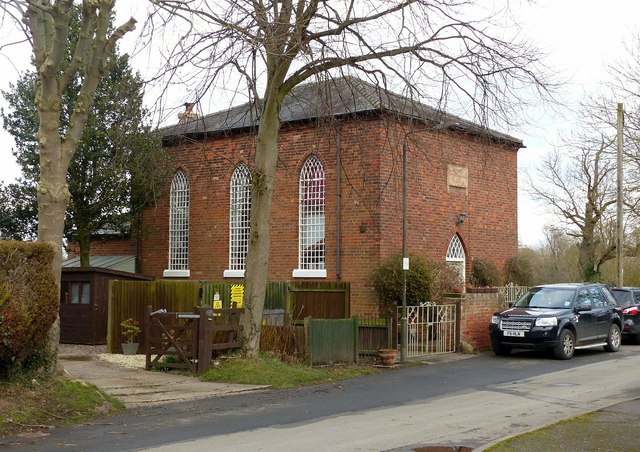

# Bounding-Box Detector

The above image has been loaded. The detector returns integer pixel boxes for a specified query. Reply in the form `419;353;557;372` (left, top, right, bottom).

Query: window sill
223;269;245;278
163;269;190;278
292;269;327;278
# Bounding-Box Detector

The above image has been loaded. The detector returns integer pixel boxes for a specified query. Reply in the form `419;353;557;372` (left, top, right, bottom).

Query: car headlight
535;317;557;327
491;315;500;324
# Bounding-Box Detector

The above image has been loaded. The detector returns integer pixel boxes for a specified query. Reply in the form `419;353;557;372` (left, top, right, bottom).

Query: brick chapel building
80;76;522;315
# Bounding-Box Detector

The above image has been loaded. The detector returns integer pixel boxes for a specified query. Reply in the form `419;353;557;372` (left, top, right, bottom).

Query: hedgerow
0;241;58;379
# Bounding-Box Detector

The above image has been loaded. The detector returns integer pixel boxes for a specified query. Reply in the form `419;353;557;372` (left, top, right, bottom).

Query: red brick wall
67;237;136;259
455;295;507;350
130;115;519;316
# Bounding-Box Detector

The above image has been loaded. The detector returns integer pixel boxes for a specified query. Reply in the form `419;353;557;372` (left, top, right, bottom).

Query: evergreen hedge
0;241;58;379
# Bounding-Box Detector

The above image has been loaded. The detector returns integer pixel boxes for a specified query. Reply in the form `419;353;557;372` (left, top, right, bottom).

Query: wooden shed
60;262;152;344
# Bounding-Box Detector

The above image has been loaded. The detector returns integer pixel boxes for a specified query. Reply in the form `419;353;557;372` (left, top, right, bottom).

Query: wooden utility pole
617;103;624;287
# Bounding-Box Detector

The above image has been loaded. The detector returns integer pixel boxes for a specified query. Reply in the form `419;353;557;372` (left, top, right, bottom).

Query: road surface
7;347;640;451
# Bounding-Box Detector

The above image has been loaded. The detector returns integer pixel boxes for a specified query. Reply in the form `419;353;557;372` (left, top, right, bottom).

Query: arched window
225;163;252;277
164;170;190;277
293;155;326;278
446;235;465;289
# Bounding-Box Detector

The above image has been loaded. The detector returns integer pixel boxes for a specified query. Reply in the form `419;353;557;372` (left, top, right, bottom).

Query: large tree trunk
579;214;598;280
37;137;72;369
78;230;91;267
241;88;282;356
24;1;136;373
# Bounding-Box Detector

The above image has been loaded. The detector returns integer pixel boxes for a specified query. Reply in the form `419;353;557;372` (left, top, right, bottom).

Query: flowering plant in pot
120;318;141;355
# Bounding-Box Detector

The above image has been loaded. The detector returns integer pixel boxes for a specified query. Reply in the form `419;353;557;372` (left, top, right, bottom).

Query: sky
0;1;638;248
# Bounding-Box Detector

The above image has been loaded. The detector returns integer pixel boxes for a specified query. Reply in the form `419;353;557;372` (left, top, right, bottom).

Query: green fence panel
202;282;233;307
265;281;287;310
308;318;357;364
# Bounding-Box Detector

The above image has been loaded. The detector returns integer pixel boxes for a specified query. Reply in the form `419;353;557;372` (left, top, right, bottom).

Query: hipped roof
160;75;523;148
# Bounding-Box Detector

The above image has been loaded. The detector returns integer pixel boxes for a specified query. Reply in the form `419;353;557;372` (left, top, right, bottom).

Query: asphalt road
7;346;640;451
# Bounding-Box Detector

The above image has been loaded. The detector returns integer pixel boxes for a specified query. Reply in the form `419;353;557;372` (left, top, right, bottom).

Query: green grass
0;378;124;436
199;353;382;389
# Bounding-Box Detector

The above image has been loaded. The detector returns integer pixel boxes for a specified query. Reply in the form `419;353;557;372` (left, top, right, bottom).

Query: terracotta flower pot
378;348;397;366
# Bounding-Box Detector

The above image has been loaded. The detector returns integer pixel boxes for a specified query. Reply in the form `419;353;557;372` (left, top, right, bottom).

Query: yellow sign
231;284;244;308
213;299;222;316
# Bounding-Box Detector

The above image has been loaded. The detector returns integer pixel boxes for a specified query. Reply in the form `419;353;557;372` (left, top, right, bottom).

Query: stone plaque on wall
447;164;468;194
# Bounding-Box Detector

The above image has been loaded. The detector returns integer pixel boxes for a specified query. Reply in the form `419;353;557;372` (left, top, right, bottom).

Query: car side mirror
577;301;592;312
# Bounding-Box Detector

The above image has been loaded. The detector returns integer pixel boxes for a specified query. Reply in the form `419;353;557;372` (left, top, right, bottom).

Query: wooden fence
288;281;350;322
357;316;393;355
108;279;350;354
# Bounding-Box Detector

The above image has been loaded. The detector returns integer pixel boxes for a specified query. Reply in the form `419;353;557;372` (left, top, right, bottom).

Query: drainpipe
336;123;342;281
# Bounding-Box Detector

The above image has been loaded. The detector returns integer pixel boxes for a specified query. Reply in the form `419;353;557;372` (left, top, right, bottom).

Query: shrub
370;254;432;316
504;255;533;286
427;260;461;301
120;318;141;343
0;241;58;379
469;258;502;287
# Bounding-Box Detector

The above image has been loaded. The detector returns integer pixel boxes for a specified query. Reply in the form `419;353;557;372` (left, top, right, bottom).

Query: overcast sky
0;0;638;247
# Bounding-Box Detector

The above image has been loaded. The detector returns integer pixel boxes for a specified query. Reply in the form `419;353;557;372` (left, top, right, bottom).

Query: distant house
80;76;522;314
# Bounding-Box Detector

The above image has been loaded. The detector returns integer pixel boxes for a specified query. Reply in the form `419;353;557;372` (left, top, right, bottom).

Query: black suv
489;283;623;360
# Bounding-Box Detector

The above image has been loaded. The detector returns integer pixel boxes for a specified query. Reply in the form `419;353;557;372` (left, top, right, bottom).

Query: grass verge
200;353;384;389
0;376;124;438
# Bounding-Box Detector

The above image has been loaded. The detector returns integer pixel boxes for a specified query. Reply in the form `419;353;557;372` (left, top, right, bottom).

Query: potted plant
120;318;141;355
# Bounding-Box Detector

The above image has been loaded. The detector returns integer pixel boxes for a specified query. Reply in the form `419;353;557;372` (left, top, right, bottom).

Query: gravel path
58;344;146;369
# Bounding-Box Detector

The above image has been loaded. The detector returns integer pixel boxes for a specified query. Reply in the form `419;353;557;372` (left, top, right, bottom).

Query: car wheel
491;339;511;356
604;324;621;352
635;333;640;345
553;329;575;360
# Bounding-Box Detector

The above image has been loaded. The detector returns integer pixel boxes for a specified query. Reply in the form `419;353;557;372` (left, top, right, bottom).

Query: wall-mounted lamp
456;211;467;226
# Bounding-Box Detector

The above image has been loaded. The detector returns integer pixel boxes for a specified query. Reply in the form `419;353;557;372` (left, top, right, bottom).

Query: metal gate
399;302;457;357
498;283;528;304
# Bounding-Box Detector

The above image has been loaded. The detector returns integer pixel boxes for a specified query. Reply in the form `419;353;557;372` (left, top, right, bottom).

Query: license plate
503;330;525;337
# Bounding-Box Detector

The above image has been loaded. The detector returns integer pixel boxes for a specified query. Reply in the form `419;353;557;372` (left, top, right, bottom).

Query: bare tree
529;226;580;284
0;1;136;365
562;35;640;267
149;0;553;355
528;136;618;280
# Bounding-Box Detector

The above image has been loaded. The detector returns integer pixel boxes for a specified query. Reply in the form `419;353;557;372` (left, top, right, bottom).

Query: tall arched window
225;163;252;277
293;155;326;278
446;235;465;289
164;170;190;277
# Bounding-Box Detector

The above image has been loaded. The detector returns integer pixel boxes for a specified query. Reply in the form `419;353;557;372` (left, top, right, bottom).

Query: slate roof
160;76;522;147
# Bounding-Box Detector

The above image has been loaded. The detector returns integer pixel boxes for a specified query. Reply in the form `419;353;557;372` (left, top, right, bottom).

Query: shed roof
160;76;523;147
62;255;136;273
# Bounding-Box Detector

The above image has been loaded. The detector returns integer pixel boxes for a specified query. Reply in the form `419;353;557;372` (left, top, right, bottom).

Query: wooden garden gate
145;306;243;374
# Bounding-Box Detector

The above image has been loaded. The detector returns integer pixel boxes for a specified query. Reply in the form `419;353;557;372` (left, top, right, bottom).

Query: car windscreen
513;287;575;309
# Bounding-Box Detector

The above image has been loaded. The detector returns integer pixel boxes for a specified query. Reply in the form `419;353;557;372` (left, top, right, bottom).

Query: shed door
60;280;100;344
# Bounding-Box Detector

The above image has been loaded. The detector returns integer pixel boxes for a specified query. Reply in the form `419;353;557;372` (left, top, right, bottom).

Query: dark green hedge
370;254;433;316
0;241;58;378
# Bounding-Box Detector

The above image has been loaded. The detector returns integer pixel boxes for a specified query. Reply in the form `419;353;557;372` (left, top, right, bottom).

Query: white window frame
224;163;252;278
446;235;465;288
163;170;190;278
293;155;326;278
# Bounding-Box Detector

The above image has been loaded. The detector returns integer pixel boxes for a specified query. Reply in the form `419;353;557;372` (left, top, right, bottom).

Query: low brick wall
445;293;508;351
